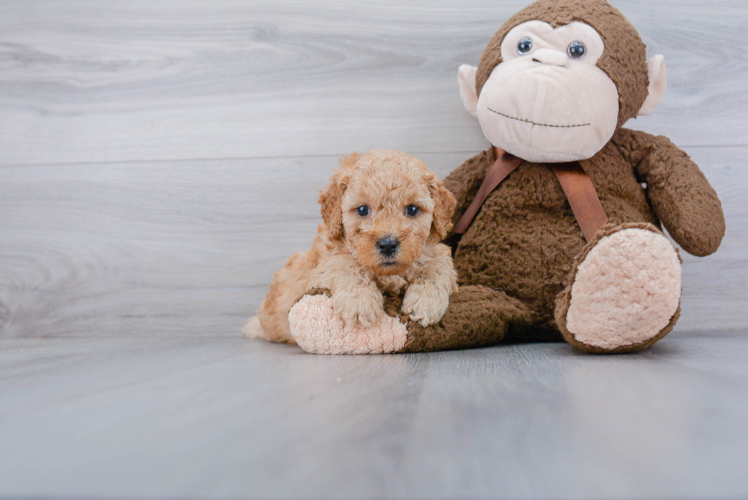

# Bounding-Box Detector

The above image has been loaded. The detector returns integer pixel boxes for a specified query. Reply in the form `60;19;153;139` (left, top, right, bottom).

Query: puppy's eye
356;205;370;217
518;37;533;55
405;205;420;217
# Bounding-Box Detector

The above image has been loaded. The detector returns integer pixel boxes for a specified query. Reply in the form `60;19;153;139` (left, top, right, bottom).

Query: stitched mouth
488;107;590;128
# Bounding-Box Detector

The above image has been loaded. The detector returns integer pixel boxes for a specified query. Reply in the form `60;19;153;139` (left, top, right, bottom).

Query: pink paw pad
288;295;408;354
566;228;681;349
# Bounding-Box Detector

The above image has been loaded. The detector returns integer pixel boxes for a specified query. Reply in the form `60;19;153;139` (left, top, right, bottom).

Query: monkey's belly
454;210;586;326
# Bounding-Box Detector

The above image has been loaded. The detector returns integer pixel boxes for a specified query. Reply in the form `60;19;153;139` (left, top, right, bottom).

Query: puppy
244;149;458;344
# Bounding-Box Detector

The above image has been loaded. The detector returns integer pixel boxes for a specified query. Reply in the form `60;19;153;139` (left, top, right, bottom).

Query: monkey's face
474;21;620;163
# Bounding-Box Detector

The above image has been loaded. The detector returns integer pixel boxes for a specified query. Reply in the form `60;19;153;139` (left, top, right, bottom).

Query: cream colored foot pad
566;228;681;349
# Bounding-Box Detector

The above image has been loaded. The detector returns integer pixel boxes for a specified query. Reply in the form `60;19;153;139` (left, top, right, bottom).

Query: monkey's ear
428;175;457;242
638;55;667;116
458;64;479;117
319;153;358;240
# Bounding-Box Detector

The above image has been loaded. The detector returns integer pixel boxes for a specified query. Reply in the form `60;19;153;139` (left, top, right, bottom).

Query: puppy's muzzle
376;235;400;258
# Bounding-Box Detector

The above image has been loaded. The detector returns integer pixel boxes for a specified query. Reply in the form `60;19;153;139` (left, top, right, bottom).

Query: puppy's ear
319;152;359;240
428;174;457;241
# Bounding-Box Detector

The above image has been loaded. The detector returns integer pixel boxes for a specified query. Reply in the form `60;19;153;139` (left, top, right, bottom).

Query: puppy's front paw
402;283;450;327
333;287;385;327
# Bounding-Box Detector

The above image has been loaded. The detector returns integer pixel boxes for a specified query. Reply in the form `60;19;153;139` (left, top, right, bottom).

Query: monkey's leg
288;286;532;354
397;285;532;352
555;223;682;354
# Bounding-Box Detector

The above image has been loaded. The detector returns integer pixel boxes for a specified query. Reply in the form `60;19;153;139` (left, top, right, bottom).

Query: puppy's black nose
376;236;400;257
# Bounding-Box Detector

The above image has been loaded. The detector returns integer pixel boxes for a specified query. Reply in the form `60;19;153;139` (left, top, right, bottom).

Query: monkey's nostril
376;236;400;257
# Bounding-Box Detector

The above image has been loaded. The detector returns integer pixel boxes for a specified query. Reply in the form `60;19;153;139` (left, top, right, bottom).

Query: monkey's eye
405;205;420;217
356;205;370;217
567;41;586;59
517;37;533;55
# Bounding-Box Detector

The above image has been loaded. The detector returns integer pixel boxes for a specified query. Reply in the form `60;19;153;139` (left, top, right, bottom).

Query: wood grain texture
0;0;746;339
1;335;748;499
0;0;746;166
0;147;745;338
0;152;464;337
1;2;746;497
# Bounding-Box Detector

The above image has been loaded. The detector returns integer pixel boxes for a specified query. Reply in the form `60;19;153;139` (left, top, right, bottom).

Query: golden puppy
244;149;458;345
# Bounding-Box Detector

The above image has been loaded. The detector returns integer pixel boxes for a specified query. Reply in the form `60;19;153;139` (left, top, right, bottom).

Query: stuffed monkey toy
283;0;725;354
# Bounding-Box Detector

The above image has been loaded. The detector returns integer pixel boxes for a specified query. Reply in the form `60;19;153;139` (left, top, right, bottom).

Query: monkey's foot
288;294;407;354
556;223;682;353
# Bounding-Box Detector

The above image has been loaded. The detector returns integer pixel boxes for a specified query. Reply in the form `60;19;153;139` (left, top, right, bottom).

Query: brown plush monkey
284;0;725;354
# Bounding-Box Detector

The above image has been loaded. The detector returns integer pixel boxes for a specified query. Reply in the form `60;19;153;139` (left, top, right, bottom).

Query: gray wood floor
2;333;748;499
1;0;747;498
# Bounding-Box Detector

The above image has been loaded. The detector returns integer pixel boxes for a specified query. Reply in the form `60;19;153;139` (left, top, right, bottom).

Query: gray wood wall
1;0;746;338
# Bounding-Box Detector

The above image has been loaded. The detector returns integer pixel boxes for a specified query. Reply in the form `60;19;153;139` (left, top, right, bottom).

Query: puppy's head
319;149;456;276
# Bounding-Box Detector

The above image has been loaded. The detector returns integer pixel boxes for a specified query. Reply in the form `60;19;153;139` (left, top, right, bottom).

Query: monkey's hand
614;128;725;257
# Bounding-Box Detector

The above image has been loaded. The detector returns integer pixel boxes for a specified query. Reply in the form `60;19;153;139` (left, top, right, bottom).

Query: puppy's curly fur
244;149;458;344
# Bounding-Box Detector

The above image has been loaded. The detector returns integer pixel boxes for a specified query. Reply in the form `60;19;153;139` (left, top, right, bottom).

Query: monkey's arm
443;148;494;227
612;128;725;256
